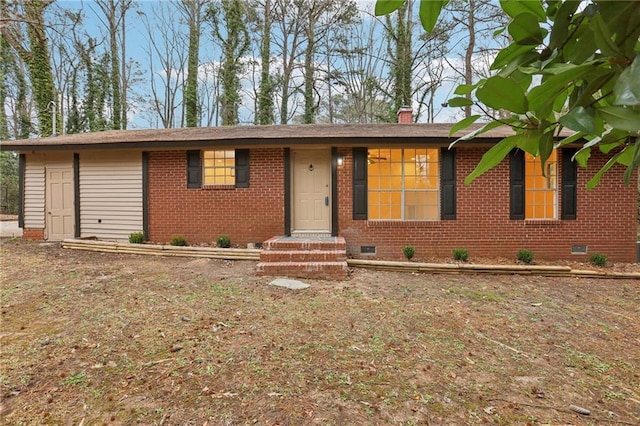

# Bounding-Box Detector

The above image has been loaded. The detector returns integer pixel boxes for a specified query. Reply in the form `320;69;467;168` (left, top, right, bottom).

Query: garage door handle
325;196;329;206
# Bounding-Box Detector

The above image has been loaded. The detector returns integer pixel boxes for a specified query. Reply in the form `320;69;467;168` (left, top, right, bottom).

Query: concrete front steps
256;236;348;280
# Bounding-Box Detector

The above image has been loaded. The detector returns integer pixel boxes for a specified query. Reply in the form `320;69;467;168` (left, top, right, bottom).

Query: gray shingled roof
0;123;566;151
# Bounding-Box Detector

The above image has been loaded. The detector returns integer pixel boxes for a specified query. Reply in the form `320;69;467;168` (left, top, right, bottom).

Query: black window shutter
440;148;456;220
561;148;578;220
235;149;250;188
510;149;525;220
352;147;368;220
186;150;201;188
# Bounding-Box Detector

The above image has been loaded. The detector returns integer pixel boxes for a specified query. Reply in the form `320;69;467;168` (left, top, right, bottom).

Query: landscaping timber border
61;239;640;280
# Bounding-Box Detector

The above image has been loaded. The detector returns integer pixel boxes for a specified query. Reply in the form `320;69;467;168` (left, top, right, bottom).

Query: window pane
368;148;440;220
203;150;235;186
525;150;557;219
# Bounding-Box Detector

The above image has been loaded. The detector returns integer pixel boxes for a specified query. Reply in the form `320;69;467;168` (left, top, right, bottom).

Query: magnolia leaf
567;29;596;64
614;55;640;106
548;1;580;50
450;120;506;147
574;147;591;167
491;43;536;70
517;129;539;156
541;61;600;76
449;115;481;136
498;51;539;78
616;145;634;166
599;141;625;155
538;129;554;174
623;139;640;185
598;106;640;132
586;148;629;189
583;3;599;18
374;0;406;16
476;76;528;114
579;129;614;155
552;90;568;113
500;0;546;20
508;13;547;45
464;135;520;185
591;14;624;58
528;65;592;111
554;131;585;149
509;69;533;91
573;68;617;108
419;0;448;32
454;82;481;95
448;97;474;107
545;0;560;18
539;48;559;69
559;107;596;134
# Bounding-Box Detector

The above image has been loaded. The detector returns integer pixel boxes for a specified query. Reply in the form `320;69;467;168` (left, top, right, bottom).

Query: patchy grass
0;239;639;425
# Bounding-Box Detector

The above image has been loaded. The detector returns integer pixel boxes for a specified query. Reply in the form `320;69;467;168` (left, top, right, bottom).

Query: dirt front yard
1;239;639;425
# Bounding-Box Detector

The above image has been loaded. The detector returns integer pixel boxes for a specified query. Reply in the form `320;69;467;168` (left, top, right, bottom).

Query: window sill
366;220;442;227
524;219;561;226
202;184;235;190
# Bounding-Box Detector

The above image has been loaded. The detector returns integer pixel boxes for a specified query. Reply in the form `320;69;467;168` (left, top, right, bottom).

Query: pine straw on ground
1;239;639;425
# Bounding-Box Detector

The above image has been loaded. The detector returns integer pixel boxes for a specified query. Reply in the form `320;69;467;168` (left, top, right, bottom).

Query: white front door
46;167;74;240
292;149;331;233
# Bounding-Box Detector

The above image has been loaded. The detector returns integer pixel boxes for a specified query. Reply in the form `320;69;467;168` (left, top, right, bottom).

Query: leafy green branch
376;0;640;187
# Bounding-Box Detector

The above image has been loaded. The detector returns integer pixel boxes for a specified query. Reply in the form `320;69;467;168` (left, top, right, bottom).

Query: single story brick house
1;109;637;265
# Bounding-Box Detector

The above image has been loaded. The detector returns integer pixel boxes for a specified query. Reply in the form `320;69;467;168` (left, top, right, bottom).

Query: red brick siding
148;147;637;262
148;149;284;246
338;147;637;263
23;228;45;239
397;107;413;124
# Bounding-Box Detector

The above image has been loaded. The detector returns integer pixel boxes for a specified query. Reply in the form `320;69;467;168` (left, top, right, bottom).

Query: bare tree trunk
121;0;128;129
257;0;274;125
303;11;316;124
0;0;58;136
464;0;475;118
180;0;204;127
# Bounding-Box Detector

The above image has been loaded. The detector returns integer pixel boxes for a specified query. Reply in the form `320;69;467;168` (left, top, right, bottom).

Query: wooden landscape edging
347;259;640;279
62;239;261;261
61;239;640;280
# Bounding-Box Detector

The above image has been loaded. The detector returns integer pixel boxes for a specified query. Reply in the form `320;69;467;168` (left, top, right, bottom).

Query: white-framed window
367;148;440;220
203;150;235;186
525;150;557;219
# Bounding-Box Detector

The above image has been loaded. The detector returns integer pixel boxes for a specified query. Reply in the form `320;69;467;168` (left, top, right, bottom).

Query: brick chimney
397;106;413;124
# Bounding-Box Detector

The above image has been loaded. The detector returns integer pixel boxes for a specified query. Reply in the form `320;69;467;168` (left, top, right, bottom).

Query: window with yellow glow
525;151;557;219
368;148;439;220
203;150;235;186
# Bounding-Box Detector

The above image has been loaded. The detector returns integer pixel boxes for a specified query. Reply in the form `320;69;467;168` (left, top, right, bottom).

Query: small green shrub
452;248;469;262
170;235;188;246
216;235;231;248
129;232;145;244
517;249;534;264
590;253;607;267
402;245;416;261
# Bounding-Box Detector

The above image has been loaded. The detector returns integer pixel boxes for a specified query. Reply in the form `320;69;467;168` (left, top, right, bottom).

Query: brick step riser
260;250;347;263
256;262;348;280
